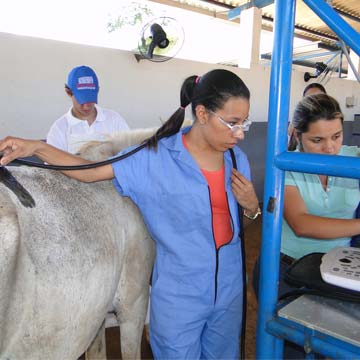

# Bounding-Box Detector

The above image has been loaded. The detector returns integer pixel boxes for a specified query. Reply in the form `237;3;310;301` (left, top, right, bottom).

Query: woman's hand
231;168;259;214
0;137;40;166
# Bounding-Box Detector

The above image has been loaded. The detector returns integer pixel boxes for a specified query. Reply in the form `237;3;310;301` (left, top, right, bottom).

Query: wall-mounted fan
304;50;343;85
304;62;327;82
135;17;185;62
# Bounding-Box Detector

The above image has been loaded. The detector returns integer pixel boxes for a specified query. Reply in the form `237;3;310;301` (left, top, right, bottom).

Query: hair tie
180;106;186;110
195;76;201;84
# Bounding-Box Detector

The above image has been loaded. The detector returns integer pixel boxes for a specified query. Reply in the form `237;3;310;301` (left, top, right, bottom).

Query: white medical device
320;247;360;292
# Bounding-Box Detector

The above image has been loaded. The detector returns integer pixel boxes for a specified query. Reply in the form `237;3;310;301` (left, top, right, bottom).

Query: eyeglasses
209;111;252;132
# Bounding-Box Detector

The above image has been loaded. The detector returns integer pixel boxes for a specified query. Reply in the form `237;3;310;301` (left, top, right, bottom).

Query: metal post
304;0;360;57
255;0;296;358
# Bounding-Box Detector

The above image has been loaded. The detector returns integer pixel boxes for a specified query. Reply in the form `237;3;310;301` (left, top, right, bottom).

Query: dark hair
146;69;250;148
302;82;327;97
288;94;343;150
65;85;73;96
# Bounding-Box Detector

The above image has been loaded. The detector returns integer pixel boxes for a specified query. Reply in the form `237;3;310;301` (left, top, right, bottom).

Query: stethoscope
6;140;149;170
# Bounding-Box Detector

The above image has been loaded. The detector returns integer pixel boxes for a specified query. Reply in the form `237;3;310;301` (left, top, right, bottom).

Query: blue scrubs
112;127;251;359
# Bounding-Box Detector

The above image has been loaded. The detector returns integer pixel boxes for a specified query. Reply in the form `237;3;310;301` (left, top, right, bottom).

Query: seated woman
281;93;360;270
254;94;360;359
255;94;360;295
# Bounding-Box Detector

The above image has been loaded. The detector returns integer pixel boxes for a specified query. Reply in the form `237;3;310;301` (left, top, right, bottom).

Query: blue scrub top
281;145;360;259
111;127;251;305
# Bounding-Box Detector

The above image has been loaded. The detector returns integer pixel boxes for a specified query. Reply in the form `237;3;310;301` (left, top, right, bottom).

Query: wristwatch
244;206;262;220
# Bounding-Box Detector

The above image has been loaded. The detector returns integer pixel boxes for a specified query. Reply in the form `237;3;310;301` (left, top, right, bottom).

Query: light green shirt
281;145;360;259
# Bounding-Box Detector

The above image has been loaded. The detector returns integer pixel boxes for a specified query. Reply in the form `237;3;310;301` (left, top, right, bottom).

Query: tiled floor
105;217;262;359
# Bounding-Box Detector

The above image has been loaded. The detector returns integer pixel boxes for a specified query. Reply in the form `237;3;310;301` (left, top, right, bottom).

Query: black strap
229;148;247;360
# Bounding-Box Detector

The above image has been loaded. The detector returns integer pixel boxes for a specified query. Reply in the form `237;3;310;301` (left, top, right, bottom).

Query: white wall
0;31;360;139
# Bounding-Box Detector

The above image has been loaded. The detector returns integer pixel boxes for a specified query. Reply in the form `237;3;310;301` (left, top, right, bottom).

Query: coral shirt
182;135;232;249
201;167;233;249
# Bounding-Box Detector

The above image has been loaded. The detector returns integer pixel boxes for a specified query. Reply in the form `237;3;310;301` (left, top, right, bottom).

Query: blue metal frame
276;152;360;178
267;318;360;359
304;0;360;56
228;0;274;20
256;0;360;358
256;0;296;357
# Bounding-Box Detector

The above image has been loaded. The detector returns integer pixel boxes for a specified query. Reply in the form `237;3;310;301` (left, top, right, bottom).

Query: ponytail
146;75;198;149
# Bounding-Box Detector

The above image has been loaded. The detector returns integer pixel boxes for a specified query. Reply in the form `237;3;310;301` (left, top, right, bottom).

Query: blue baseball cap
67;65;99;104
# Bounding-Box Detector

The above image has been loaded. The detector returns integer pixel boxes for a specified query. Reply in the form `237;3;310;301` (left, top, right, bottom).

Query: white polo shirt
46;105;129;153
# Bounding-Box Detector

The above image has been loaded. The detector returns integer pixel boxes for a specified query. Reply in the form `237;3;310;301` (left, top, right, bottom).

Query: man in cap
46;65;129;154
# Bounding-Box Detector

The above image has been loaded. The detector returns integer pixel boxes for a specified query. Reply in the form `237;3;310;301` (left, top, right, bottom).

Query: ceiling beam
228;0;274;20
148;0;234;23
148;0;342;43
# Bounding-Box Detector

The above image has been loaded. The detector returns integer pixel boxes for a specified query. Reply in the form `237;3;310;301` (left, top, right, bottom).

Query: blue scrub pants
149;292;243;359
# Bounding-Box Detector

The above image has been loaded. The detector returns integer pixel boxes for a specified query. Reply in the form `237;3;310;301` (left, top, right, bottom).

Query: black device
147;23;169;59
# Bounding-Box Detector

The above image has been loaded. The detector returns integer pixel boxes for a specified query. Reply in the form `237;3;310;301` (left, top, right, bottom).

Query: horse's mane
78;120;192;161
78;128;157;161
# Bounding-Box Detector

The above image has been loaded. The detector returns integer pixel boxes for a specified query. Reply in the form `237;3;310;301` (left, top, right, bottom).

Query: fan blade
147;23;169;58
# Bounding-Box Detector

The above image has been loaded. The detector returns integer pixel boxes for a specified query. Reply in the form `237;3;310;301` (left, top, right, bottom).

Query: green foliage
107;2;153;32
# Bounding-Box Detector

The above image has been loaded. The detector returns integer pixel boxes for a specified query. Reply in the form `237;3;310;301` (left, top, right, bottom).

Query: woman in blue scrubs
0;69;260;359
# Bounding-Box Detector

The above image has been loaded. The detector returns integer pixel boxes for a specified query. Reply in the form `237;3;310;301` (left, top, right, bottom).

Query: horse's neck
110;128;157;153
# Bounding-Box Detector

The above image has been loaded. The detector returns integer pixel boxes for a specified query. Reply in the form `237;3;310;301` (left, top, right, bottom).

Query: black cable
230;148;247;360
8;142;148;170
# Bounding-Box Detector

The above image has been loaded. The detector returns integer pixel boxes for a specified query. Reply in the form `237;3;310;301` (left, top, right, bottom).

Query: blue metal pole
303;0;360;57
275;152;360;179
255;0;296;358
274;336;284;358
310;336;359;359
267;320;360;358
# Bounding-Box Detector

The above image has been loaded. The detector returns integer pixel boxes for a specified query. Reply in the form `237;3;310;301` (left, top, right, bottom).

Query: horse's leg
114;231;154;360
85;320;106;360
117;290;149;360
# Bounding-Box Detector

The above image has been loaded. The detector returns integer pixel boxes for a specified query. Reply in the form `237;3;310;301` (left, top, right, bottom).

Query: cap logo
76;76;96;90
